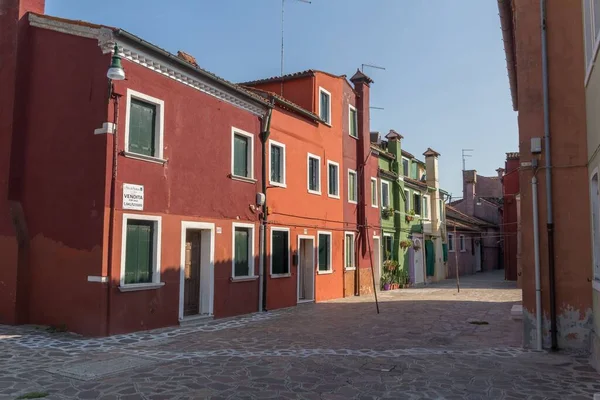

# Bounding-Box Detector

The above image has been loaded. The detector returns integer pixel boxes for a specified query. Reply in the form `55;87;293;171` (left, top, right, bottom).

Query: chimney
463;170;477;216
423;148;442;227
496;167;505;178
385;129;403;172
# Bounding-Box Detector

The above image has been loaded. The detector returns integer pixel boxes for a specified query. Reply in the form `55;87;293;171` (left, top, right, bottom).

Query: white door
413;236;425;284
372;237;381;290
475;239;482;272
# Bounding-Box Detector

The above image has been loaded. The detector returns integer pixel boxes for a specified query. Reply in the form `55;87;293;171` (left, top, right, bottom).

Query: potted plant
400;239;412;250
381;274;391;291
405;210;416;222
382;207;395;219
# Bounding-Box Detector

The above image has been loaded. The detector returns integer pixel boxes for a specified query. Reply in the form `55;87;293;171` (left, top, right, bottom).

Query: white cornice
28;15;266;116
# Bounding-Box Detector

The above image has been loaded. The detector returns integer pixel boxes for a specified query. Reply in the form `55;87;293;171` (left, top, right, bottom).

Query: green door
425;239;435;277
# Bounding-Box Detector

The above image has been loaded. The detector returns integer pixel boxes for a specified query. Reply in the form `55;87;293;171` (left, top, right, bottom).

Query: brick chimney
423;148;441;224
463;170;477;216
0;0;45;325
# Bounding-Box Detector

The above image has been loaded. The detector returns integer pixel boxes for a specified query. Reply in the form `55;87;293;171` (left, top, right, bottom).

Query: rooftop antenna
281;0;311;96
361;64;386;110
462;148;474;171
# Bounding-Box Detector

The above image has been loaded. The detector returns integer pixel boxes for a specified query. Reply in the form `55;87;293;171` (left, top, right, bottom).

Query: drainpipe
540;0;558;350
532;175;543;351
106;85;121;336
259;105;273;312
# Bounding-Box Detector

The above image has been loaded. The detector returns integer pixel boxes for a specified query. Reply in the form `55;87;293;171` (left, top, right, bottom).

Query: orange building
243;69;380;309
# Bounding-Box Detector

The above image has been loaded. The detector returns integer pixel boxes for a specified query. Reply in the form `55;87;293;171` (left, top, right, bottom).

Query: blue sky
47;0;517;198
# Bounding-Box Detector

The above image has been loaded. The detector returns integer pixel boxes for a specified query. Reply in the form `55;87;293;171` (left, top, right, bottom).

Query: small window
383;235;393;260
349;105;358;138
328;161;339;198
371;178;378;208
232;128;254;179
345;232;355;270
402;158;409;177
121;215;161;287
126;89;164;160
233;224;254;278
348;170;357;203
318;232;332;272
307;154;321;194
423;195;430;219
271;228;290;276
460;235;466;252
381;181;390;208
269;140;286;187
404;189;410;213
319;87;331;124
413;192;422;215
439;199;444;221
448;232;455;252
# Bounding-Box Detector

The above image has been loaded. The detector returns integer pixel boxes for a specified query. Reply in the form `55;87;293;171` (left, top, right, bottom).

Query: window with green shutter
270;144;284;184
328;163;338;196
318;233;331;272
348;171;357;202
383;235;393;260
124;220;154;284
308;156;320;192
319;89;330;123
402;158;409;177
128;99;156;157
413;193;422;215
233;133;250;177
271;230;289;275
345;233;355;269
234;227;251;277
381;181;390;208
349;107;358;138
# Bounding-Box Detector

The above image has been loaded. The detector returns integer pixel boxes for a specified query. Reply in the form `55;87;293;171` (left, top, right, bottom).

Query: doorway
179;222;214;320
475;239;482;272
297;236;315;303
413;234;425;284
372;236;381;290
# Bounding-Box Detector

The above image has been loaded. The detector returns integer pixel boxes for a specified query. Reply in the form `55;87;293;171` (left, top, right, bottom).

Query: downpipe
259;105;273;312
532;175;543;351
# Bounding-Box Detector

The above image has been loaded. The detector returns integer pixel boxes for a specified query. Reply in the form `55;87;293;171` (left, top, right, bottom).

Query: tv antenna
462;148;474;171
361;63;386;110
281;0;311;96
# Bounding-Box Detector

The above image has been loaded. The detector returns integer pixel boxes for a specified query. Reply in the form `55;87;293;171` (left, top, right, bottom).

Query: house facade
582;0;600;371
498;0;592;350
445;206;491;278
502;152;520;284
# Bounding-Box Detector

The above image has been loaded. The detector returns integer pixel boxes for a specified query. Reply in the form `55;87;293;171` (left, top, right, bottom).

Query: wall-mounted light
107;44;125;81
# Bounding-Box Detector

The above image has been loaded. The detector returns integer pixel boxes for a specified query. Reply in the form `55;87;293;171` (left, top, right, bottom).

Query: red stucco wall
503;157;519;281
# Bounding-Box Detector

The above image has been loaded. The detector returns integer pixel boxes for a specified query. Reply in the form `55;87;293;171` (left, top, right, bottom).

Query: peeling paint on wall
523;306;593;350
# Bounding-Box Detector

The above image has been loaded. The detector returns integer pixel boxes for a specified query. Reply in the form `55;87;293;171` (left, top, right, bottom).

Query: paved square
1;270;599;399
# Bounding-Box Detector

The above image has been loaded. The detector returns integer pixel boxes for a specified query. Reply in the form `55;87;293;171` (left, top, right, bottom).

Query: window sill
118;282;165;292
230;175;257;184
269;181;287;188
344;267;356;271
270;273;291;279
317;270;334;275
593;279;600;293
371;205;378;208
349;134;359;140
348;200;358;205
230;275;259;283
460;250;466;253
328;194;340;199
308;190;322;196
449;250;455;253
122;151;168;165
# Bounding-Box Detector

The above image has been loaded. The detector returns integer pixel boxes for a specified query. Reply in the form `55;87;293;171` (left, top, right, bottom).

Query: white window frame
590;168;600;287
270;227;291;278
423;194;430;219
448;232;455;252
459;235;466;252
319;87;332;125
349;104;358;138
231;127;255;181
268;139;286;188
317;231;333;274
327;160;340;199
348;169;358;204
584;0;600;85
402;157;410;177
344;231;356;270
383;232;394;260
307;153;322;195
381;180;390;209
119;213;163;290
404;189;411;213
124;89;165;162
371;177;378;208
231;222;257;280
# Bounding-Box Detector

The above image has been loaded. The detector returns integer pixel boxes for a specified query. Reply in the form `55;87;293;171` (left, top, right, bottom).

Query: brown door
184;230;202;317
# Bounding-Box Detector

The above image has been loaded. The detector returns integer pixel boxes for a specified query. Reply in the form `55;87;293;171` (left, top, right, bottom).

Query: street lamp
107;44;125;81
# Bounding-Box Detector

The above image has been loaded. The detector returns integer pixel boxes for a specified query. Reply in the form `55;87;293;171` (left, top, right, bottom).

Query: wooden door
184;230;202;316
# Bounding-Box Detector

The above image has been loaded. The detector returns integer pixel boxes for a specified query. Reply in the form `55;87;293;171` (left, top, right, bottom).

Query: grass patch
16;392;49;399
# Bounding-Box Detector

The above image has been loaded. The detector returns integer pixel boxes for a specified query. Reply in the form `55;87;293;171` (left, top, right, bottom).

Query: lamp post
107;44;126;81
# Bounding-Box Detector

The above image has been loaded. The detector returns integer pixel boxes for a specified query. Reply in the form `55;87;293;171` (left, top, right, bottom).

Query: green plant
17;392;49;399
399;239;412;249
381;207;395;219
405;209;416;222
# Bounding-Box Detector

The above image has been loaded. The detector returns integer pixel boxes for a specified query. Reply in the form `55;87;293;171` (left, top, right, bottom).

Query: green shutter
125;220;154;284
443;243;448;262
350;109;358;137
318;234;330;271
309;158;319;191
233;134;249;177
349;173;356;201
271;145;281;183
272;230;289;274
328;165;337;195
234;228;250;277
411;163;418;180
345;234;353;268
320;91;329;121
425;239;435;276
128;99;156;157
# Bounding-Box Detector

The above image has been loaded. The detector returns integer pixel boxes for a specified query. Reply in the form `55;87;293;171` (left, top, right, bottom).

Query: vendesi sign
123;184;144;211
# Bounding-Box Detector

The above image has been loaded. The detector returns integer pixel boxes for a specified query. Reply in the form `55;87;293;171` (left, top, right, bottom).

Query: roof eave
498;0;518;111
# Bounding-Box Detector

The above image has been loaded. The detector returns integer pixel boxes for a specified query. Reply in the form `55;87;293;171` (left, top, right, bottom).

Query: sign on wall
123;184;144;211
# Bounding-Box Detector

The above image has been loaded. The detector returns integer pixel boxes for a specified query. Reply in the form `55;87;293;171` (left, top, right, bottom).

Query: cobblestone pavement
2;270;599;399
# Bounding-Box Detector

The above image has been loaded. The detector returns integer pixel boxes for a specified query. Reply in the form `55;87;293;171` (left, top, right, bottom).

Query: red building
502;152;520;283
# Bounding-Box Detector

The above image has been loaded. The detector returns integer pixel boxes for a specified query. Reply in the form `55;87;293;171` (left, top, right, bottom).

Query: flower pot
383;283;391;291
